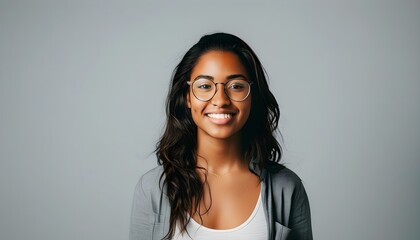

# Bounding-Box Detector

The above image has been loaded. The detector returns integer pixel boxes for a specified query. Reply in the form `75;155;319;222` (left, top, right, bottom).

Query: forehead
190;51;248;79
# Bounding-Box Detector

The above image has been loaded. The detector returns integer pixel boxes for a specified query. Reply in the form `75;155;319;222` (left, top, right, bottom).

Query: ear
186;91;191;108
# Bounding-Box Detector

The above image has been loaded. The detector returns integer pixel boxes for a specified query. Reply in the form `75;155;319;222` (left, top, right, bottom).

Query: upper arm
129;176;153;240
289;181;313;240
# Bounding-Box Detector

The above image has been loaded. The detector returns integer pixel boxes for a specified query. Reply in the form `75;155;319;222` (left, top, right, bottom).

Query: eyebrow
193;74;248;81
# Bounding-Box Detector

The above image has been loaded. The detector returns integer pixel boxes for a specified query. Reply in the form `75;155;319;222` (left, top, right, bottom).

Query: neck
196;132;247;174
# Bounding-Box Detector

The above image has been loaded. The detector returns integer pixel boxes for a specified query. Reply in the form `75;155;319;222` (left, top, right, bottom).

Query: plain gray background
1;0;419;239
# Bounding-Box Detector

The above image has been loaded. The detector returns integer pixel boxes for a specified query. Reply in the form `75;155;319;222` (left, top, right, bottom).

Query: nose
211;83;231;107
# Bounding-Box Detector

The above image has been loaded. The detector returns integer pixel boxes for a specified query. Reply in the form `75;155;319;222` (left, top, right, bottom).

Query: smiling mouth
206;113;234;119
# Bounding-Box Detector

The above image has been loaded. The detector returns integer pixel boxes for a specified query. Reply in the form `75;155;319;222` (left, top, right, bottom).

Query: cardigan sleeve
288;181;313;240
129;175;153;240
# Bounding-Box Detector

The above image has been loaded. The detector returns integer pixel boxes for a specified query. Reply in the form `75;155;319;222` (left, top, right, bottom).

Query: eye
193;79;214;91
197;84;213;90
227;81;246;91
230;83;244;89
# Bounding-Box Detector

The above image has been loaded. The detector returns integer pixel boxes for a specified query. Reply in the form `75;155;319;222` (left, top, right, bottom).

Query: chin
202;128;242;140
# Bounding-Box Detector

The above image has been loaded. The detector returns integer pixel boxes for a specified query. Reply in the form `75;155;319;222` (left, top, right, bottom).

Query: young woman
130;33;312;240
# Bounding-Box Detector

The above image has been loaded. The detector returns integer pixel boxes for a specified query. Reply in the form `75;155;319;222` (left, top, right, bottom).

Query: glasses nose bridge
213;82;229;95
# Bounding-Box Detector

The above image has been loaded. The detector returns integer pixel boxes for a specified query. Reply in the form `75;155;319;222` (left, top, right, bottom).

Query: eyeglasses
187;78;253;102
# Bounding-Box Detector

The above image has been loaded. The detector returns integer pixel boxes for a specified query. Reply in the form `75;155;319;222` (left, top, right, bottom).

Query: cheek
189;98;206;120
191;103;205;115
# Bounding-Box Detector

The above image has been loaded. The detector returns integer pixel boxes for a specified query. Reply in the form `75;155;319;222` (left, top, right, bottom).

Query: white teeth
207;113;232;119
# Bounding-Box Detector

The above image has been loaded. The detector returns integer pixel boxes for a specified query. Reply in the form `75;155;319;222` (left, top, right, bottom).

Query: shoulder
138;165;164;187
263;162;312;238
130;165;169;239
134;165;164;200
263;162;304;192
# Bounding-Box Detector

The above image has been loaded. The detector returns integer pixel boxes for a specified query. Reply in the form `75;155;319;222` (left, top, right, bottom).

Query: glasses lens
226;80;250;101
192;79;215;101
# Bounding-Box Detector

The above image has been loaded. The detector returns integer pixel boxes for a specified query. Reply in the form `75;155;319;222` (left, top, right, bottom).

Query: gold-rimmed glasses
187;78;252;102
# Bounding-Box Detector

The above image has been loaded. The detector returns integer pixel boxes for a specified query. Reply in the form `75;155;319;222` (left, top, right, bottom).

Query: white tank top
172;192;268;240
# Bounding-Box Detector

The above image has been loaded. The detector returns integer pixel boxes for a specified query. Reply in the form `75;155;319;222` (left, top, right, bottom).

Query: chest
192;173;261;229
173;189;268;240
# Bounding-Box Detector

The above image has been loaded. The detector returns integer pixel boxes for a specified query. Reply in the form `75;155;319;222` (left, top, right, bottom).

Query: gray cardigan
130;159;312;240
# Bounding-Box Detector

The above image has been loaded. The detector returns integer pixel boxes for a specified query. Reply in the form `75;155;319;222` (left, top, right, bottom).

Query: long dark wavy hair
155;32;281;239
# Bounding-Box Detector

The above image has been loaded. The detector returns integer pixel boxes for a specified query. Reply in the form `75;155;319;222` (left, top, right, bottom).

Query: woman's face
187;50;252;141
